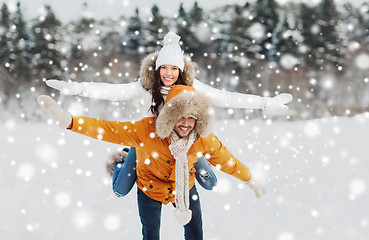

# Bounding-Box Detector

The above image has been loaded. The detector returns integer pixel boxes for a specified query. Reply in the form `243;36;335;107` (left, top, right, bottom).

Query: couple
39;32;292;239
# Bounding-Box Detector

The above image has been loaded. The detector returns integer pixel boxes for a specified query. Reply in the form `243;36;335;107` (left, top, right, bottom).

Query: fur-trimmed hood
155;85;214;139
139;51;195;91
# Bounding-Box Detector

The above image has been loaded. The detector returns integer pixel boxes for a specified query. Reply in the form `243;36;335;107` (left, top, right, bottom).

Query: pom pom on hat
163;31;181;45
155;32;185;71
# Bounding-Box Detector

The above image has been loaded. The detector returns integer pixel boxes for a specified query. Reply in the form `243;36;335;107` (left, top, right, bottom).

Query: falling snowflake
104;214;121;231
55;192;72;208
73;210;94;228
248;23;265;41
278;231;295;240
17;163;35;181
350;179;366;196
280;54;298;70
355;53;369;70
213;178;231;194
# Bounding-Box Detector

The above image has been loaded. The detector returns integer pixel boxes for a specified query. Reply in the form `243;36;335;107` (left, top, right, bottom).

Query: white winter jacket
78;51;263;114
47;52;292;118
79;78;263;110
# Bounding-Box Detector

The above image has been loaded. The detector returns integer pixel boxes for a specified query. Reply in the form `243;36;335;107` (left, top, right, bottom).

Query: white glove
37;95;72;129
262;93;293;111
246;177;266;198
46;79;83;95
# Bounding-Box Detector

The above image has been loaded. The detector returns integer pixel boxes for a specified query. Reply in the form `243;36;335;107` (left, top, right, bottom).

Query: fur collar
155;90;214;139
139;51;195;91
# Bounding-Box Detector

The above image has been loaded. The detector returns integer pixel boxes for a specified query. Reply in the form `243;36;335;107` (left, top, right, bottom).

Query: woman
46;32;292;197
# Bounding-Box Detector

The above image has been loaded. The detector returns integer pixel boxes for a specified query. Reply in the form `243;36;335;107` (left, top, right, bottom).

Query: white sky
5;0;367;22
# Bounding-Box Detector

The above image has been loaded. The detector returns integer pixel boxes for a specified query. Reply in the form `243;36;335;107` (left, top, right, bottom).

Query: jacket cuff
67;117;73;129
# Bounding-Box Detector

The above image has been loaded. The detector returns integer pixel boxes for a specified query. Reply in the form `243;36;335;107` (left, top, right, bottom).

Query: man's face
174;116;196;138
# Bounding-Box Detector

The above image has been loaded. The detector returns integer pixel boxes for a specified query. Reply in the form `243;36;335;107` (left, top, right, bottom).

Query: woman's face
159;64;180;87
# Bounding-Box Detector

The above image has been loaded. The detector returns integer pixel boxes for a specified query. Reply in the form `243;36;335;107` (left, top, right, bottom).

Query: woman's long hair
150;69;185;115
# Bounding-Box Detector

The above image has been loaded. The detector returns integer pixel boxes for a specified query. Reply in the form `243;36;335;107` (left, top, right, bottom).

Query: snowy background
1;114;368;239
6;0;368;22
1;0;369;239
1;0;369;121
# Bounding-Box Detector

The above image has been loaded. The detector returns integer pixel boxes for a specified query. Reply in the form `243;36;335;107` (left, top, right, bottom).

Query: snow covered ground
1;114;368;240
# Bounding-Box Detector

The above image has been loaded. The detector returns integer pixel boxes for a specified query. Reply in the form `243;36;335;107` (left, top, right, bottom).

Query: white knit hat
155;32;184;71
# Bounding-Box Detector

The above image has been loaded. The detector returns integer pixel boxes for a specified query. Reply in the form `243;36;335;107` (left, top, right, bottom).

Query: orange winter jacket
69;116;251;204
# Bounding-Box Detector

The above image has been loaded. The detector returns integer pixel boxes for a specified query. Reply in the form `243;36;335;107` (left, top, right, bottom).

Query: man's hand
46;80;83;95
37;95;72;129
262;93;293;111
246;177;266;198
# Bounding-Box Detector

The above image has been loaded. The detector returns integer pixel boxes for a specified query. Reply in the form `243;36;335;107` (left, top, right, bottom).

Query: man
38;85;265;240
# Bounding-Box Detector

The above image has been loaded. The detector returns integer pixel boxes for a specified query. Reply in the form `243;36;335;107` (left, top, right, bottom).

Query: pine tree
31;5;65;80
0;3;12;71
11;2;31;81
274;3;301;69
0;3;15;99
176;3;192;54
125;8;144;53
276;20;298;55
318;0;344;70
300;3;321;71
205;4;235;58
188;1;206;56
253;0;280;61
361;2;369;39
176;2;205;57
75;16;95;33
342;2;366;41
190;1;203;25
70;16;96;59
70;37;84;60
146;4;166;53
229;4;254;59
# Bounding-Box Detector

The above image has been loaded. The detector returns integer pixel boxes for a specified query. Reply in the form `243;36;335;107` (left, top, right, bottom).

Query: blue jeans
112;147;217;197
137;185;203;240
112;147;138;197
194;155;218;190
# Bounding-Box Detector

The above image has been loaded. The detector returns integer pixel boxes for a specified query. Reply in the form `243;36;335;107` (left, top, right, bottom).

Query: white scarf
169;130;196;225
157;86;172;113
160;86;172;100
